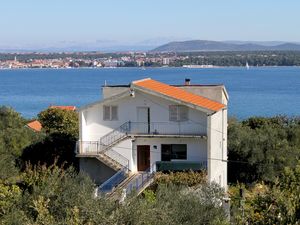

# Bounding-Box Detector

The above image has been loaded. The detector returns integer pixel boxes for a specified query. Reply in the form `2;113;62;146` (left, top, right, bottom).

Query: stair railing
126;162;156;195
99;121;131;152
104;148;130;168
98;163;129;194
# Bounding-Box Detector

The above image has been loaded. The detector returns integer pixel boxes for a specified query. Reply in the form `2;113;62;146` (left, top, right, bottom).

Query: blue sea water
0;67;299;119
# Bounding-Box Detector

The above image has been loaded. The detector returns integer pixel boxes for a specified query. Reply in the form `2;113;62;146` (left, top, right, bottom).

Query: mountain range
151;40;300;52
1;39;300;53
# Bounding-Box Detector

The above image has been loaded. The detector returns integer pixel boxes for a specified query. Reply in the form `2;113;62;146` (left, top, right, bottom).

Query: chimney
185;78;191;85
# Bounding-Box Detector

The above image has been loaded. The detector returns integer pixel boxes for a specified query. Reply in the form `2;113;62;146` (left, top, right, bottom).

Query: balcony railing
76;141;99;155
128;121;206;136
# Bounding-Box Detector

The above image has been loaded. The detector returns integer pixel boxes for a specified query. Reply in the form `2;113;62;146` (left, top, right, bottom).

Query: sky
1;0;300;49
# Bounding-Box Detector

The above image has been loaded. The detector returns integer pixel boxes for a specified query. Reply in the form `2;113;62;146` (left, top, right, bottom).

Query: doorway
137;145;150;171
137;107;150;134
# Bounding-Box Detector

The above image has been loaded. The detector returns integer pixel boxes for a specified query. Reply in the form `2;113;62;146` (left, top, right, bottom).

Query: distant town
0;52;181;69
1;50;300;69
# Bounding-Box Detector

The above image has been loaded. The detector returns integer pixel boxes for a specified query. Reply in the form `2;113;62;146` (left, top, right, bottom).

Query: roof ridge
132;78;151;84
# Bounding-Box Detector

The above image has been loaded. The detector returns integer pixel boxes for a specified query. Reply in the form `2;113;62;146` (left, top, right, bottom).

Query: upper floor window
103;105;118;121
169;105;188;122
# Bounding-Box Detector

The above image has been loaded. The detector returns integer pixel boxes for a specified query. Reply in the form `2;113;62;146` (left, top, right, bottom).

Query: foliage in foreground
230;161;300;224
0;164;228;225
228;116;300;183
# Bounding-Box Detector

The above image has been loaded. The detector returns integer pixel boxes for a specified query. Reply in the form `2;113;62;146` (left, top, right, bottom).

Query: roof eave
131;84;218;114
77;89;130;112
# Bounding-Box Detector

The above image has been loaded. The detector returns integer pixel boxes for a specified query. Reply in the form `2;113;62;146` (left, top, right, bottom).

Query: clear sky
1;0;300;48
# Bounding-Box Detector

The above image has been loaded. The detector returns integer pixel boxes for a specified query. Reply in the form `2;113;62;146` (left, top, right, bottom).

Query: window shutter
179;106;188;121
111;106;118;120
169;105;178;121
103;106;110;120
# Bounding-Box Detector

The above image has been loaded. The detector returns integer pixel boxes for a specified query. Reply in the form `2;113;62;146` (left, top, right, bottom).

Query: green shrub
153;170;207;187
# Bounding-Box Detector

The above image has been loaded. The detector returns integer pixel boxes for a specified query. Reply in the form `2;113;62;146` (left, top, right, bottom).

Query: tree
22;108;79;167
0;106;41;180
38;108;78;138
228;116;300;183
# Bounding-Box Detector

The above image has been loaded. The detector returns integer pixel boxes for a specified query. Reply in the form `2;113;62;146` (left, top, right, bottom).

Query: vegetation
38;108;78;138
22;108;78;168
171;51;300;67
228;116;300;183
153;170;206;187
228;116;300;223
230;161;300;224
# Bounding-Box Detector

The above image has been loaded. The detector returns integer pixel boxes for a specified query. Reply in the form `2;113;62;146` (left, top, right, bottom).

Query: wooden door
137;145;150;171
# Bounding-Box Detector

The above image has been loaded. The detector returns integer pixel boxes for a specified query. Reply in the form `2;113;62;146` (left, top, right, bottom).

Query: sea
0;67;299;119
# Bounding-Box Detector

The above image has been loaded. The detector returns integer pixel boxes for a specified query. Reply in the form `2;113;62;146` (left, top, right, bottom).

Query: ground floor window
161;144;187;161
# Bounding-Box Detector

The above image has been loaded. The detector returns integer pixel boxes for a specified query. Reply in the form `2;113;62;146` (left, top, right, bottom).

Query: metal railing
75;141;99;154
98;166;129;193
128;121;206;136
126;163;156;195
77;121;206;155
104;148;129;168
99;122;130;151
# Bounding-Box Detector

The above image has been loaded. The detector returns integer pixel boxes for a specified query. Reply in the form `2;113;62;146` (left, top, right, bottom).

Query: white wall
110;139;134;170
132;137;207;172
80;90;208;142
207;109;228;190
179;86;228;105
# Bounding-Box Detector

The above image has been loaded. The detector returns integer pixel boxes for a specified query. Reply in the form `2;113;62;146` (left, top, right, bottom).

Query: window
103;105;118;121
169;105;188;121
161;144;187;161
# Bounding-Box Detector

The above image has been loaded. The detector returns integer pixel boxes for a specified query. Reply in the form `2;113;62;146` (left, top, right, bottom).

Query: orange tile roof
26;120;42;132
133;78;225;112
49;105;76;111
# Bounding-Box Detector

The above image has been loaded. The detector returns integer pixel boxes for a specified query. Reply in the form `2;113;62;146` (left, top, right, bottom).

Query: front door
137;107;150;134
137;145;150;171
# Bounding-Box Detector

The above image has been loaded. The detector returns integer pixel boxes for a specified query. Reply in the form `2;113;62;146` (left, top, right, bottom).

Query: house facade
76;78;228;193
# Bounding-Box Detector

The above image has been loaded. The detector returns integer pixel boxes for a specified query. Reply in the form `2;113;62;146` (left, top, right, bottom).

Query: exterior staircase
77;121;156;199
96;152;123;171
97;167;155;200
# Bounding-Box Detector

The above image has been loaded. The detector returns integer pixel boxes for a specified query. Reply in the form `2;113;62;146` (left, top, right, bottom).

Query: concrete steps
96;153;123;171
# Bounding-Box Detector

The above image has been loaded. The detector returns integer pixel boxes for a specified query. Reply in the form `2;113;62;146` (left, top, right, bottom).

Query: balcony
76;121;207;156
128;121;206;137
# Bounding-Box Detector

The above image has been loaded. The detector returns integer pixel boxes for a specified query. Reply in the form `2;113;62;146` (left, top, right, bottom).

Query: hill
151;40;300;52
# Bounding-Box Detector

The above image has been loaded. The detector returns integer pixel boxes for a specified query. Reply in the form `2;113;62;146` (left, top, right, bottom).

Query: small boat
246;62;250;70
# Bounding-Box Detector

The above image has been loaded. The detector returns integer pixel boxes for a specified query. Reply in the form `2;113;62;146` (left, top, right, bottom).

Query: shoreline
1;65;300;70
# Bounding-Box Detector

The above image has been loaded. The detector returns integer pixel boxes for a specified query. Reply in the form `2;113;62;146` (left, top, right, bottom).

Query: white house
76;78;228;194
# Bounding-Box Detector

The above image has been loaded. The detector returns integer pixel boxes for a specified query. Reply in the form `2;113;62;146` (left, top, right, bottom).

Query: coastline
1;65;300;70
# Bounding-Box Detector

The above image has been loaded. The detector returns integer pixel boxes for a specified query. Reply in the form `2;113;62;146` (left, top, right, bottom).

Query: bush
115;184;228;225
230;161;300;224
228;116;300;183
153;171;207;187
